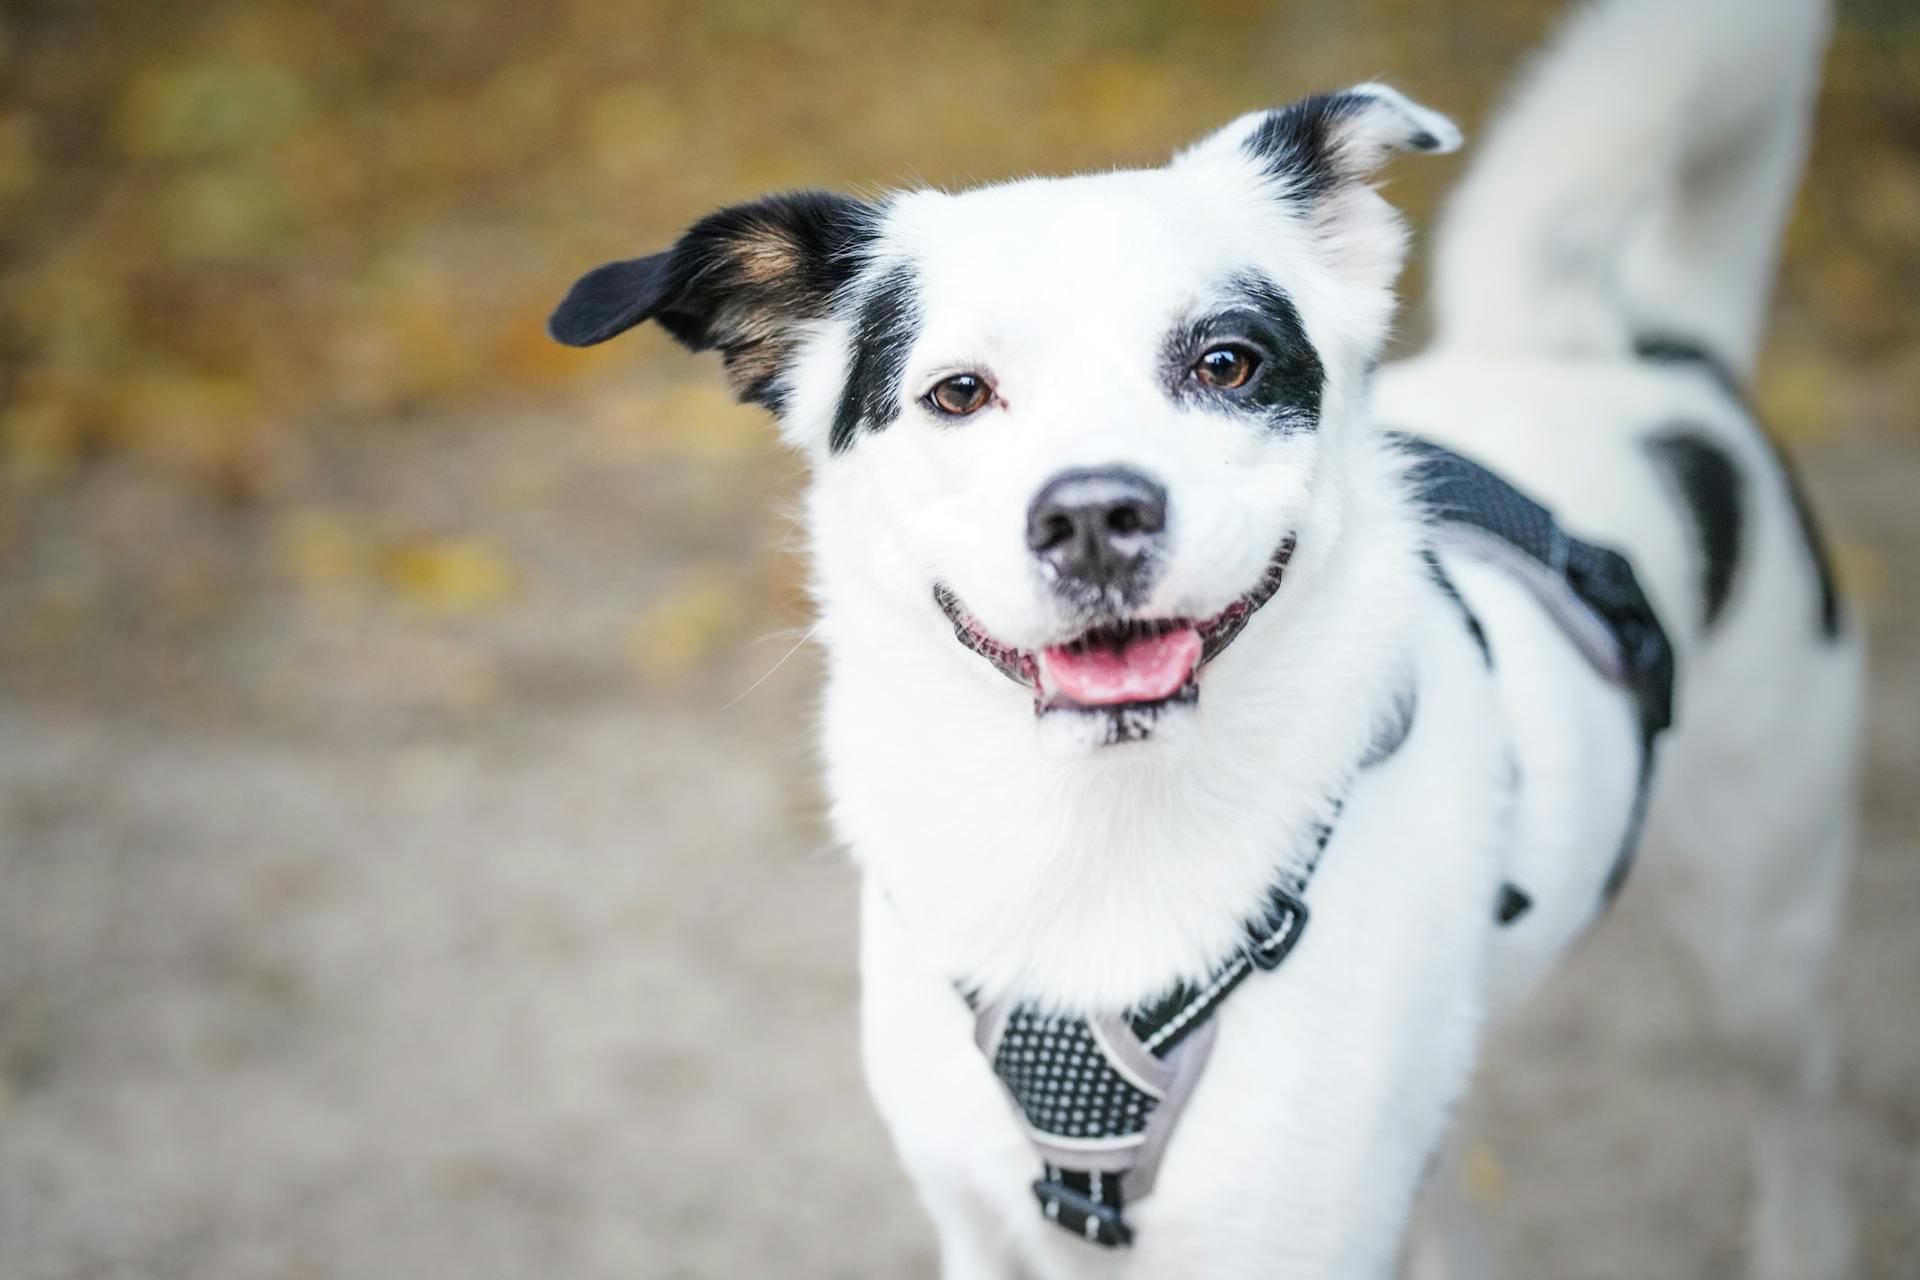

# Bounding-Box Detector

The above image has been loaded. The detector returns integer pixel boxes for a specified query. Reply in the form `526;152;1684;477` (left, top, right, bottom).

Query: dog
549;0;1859;1274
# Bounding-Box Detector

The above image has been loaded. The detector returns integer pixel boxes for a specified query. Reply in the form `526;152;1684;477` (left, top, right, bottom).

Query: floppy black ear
548;190;879;408
549;255;676;347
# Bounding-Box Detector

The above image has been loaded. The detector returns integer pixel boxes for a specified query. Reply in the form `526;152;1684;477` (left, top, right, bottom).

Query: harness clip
1245;888;1310;971
1033;1177;1133;1248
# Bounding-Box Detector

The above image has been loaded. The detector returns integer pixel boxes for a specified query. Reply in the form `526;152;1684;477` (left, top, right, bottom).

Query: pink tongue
1041;627;1203;706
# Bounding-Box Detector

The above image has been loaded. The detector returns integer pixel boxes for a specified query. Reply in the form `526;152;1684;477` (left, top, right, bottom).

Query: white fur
752;1;1853;1275
1431;0;1830;380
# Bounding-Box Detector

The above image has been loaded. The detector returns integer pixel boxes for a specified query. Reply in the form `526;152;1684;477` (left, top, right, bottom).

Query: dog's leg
1646;751;1857;1280
922;1184;1026;1280
860;881;1039;1279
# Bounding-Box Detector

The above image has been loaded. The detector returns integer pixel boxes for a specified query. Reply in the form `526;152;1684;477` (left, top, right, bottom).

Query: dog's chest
856;613;1528;1269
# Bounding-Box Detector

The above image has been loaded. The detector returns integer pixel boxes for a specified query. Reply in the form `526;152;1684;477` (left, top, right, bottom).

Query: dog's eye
926;373;992;417
1193;345;1259;390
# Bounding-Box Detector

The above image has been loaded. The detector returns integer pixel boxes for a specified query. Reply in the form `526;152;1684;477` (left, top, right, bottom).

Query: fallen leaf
631;573;744;685
384;536;518;613
1460;1140;1507;1208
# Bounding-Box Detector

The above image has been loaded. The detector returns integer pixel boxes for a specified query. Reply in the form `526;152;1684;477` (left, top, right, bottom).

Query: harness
967;438;1676;1249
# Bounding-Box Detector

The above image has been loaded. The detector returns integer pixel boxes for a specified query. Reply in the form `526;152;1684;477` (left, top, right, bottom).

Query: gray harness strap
1397;435;1676;901
1395;434;1675;748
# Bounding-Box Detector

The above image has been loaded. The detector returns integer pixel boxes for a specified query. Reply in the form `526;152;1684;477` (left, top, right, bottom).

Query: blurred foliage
0;0;1915;505
630;571;747;686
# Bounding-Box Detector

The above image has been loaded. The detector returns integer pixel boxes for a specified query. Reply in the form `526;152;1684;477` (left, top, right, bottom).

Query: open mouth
932;537;1296;730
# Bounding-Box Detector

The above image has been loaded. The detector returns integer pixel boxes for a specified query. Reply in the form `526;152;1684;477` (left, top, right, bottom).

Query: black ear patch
547;190;879;410
1230;83;1460;201
1244;93;1375;200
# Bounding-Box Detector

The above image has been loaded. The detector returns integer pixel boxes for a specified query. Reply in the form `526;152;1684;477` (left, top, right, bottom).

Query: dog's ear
1180;83;1460;197
549;190;879;408
1182;85;1459;306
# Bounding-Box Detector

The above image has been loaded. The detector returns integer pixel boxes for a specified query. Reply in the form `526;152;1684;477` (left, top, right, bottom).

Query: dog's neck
814;431;1435;1013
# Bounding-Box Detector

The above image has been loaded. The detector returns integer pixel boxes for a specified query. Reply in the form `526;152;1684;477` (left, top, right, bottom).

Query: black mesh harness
1397;435;1676;899
969;813;1338;1247
969;437;1676;1249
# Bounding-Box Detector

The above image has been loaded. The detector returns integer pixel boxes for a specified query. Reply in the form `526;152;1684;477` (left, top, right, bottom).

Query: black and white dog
550;0;1858;1274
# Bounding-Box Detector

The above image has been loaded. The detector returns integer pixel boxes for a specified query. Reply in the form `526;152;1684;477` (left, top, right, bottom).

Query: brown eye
927;373;992;417
1193;345;1258;390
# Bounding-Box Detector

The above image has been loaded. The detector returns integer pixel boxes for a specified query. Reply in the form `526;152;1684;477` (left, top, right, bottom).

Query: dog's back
1379;1;1861;1273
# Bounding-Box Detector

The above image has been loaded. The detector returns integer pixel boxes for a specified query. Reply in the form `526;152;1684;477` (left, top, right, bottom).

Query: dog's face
554;85;1456;750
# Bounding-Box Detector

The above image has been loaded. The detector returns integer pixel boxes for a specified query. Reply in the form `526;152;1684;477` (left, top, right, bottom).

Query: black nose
1026;467;1168;598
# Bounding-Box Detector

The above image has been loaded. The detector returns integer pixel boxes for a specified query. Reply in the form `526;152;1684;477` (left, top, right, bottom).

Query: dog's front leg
859;879;1046;1279
924;1186;1033;1280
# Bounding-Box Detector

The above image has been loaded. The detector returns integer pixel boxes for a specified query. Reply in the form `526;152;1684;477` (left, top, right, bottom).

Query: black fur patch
829;264;920;455
1241;92;1371;200
1646;428;1746;630
1421;549;1491;666
1163;273;1324;431
1633;334;1740;399
549;191;878;412
1635;334;1843;639
1495;882;1533;925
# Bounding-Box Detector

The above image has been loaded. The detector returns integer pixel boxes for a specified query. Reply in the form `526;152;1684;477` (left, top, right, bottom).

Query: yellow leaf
1459;1141;1507;1208
631;574;743;685
384;537;517;614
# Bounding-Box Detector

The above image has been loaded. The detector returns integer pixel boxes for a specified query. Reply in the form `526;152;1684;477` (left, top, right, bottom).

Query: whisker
720;624;821;711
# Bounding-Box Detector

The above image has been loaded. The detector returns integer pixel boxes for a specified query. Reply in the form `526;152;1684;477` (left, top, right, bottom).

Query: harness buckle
1032;1177;1133;1248
1245;887;1310;971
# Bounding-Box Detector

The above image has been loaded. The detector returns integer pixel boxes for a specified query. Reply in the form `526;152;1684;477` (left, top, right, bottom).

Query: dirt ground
0;393;1916;1280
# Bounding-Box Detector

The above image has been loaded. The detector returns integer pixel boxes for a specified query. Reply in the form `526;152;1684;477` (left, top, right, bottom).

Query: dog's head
553;85;1456;750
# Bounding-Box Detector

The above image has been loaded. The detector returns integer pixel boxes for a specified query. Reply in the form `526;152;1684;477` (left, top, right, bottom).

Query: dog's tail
1427;0;1830;381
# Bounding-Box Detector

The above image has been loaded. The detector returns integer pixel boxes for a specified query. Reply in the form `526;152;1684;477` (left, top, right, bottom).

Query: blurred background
0;1;1915;1276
